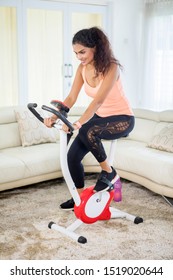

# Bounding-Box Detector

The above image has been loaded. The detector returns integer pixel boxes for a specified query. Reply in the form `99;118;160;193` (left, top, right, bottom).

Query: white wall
109;0;144;108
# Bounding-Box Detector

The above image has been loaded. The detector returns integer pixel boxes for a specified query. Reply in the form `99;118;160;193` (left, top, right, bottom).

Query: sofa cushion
15;110;56;147
115;139;173;188
147;124;173;153
1;143;61;180
0;123;22;149
127;118;157;143
0;106;22;149
0;153;26;183
0;106;17;124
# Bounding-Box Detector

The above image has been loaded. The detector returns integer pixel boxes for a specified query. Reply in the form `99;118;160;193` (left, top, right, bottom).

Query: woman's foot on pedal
59;198;74;211
93;166;117;192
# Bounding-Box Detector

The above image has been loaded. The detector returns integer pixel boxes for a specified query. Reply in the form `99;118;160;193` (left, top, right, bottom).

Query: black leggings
67;114;135;189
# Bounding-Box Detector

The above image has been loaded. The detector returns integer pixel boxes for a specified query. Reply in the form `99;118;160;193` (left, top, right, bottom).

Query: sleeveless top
82;66;133;117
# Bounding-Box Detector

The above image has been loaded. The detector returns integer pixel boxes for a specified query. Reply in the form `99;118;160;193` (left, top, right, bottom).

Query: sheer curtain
27;9;63;105
0;7;18;106
140;0;173;111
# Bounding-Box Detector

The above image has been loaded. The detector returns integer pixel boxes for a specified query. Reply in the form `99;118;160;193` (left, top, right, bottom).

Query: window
140;0;173;111
0;0;108;108
27;8;64;105
154;15;173;109
0;6;18;106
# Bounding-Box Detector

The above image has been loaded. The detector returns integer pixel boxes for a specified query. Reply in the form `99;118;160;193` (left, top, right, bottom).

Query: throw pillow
15;109;56;147
147;125;173;153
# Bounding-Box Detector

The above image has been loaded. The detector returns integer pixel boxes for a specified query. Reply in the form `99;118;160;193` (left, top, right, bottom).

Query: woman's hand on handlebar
44;115;58;128
62;123;78;133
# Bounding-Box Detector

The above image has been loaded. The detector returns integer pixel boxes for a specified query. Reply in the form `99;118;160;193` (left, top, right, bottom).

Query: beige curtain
0;7;18;107
27;9;63;105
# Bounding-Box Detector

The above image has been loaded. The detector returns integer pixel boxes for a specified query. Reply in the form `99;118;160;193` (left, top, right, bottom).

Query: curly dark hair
72;27;123;76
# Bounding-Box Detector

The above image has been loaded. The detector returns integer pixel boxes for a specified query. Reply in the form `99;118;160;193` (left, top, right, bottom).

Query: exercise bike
28;102;143;244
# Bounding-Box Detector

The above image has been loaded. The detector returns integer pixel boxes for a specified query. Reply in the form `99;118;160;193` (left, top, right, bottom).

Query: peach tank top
82;66;133;117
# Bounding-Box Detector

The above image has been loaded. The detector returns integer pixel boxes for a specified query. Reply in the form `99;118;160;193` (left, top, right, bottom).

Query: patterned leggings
67;114;135;188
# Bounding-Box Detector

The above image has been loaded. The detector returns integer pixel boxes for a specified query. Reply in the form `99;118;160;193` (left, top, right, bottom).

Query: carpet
0;176;173;260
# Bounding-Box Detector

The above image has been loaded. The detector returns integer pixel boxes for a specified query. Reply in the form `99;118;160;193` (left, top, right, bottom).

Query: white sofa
115;109;173;199
0;106;173;200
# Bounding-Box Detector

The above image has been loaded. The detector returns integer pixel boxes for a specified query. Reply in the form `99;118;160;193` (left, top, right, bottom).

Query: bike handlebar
27;103;74;132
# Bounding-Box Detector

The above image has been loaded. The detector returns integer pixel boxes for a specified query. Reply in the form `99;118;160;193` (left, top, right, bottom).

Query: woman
44;27;134;210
